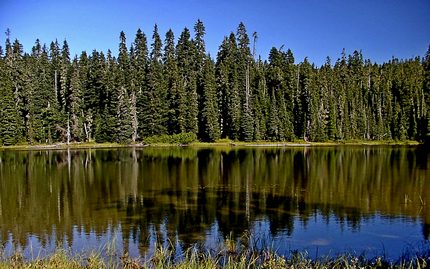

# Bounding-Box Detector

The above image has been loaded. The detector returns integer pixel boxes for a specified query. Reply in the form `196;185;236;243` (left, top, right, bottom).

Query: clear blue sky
0;0;429;66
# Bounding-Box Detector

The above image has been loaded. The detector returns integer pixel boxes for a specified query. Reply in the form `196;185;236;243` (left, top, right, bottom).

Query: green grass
0;141;137;151
190;139;421;148
0;139;422;151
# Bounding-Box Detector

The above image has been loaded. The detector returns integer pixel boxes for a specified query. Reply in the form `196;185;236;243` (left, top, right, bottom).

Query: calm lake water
0;146;429;261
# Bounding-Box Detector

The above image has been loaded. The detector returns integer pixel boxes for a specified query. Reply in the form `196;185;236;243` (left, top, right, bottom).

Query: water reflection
0;146;428;259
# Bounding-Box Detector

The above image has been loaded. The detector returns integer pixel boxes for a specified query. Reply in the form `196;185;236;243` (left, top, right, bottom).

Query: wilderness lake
0;146;429;261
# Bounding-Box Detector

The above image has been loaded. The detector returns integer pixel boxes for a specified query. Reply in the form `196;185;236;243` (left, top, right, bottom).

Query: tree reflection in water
0;146;428;259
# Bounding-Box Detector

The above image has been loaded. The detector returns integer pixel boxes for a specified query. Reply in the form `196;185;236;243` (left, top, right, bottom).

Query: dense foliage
0;22;429;145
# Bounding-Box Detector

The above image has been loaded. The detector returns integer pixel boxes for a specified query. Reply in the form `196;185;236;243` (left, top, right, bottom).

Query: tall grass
1;246;428;269
0;236;428;268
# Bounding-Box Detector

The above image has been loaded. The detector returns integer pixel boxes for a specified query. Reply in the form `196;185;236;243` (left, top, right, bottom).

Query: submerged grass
0;245;428;269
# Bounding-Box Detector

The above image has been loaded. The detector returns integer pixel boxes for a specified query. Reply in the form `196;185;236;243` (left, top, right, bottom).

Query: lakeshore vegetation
1;246;429;269
0;22;430;146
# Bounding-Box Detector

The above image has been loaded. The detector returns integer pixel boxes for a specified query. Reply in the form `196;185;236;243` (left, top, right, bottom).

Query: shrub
143;132;197;145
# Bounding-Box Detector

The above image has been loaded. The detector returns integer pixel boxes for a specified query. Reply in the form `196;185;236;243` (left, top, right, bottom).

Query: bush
143;132;197;145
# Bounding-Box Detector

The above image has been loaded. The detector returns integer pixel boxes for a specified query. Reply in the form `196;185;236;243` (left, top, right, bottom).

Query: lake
0;146;429;261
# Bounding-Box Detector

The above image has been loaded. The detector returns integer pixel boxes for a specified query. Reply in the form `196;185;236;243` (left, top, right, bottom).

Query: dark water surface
0;146;429;260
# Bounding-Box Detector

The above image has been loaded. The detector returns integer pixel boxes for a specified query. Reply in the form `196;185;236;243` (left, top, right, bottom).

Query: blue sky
0;0;429;66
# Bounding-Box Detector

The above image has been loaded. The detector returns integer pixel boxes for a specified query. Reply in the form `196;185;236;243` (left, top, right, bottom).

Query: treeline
0;21;429;145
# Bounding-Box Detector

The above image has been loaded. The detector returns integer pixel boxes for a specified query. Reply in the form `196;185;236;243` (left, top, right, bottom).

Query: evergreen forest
0;21;429;145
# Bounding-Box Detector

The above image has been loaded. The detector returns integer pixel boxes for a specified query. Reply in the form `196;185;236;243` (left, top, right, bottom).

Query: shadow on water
0;146;428;259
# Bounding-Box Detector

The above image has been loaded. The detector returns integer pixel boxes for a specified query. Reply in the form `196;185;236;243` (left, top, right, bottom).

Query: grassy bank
0;142;136;151
1;246;429;269
190;139;421;147
0;139;421;151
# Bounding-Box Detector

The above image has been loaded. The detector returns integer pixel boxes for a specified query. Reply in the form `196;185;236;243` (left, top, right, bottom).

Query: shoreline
0;140;422;151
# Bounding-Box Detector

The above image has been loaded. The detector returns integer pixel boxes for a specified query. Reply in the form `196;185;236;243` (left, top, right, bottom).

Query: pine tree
194;20;206;69
44;40;64;142
21;45;41;143
368;63;385;140
0;40;21;145
118;31;130;87
333;49;350;140
142;24;167;136
423;45;430;142
116;87;133;143
404;58;424;140
310;62;328;142
115;31;134;142
49;40;61;104
267;47;294;141
201;55;220;141
295;59;313;140
194;19;209;139
69;57;85;141
251;61;268;140
216;34;241;140
320;57;337;140
38;44;57;143
5;38;27;143
281;49;296;141
0;84;21;145
132;28;148;140
236;22;254;141
60;40;71;112
177;27;198;134
94;50;116;143
24;41;39;143
163;29;184;134
84;50;106;141
267;90;280;141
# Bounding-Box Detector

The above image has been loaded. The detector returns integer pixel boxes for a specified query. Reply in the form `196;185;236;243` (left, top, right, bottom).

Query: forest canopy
0;21;429;145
